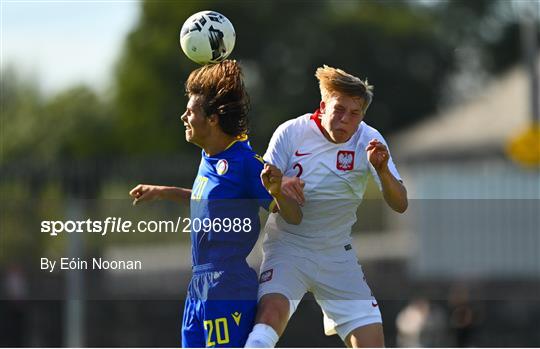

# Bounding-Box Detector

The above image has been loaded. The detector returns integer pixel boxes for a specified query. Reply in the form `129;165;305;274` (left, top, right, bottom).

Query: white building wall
402;160;539;279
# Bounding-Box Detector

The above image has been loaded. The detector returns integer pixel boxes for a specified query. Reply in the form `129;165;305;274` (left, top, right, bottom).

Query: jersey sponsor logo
337;150;355;171
294;150;312;157
259;268;273;284
216;159;228;175
231;311;242;326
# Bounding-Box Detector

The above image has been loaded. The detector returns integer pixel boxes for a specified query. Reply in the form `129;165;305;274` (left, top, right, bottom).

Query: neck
320;125;336;143
202;133;237;156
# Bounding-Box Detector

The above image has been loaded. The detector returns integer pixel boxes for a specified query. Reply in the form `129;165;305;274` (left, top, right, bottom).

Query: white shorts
257;240;382;340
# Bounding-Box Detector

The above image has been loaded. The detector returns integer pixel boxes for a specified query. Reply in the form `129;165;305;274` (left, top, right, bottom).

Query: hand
129;184;163;206
282;176;305;206
366;139;389;172
261;164;283;197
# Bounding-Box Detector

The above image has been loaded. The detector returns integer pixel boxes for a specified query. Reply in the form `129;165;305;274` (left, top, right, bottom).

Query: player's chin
184;129;193;142
332;130;351;143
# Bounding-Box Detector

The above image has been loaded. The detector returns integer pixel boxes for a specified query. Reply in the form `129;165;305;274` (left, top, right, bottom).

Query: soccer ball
180;11;236;65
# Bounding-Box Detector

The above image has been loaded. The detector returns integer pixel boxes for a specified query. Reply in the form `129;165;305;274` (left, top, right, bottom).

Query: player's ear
207;113;219;126
320;100;326;114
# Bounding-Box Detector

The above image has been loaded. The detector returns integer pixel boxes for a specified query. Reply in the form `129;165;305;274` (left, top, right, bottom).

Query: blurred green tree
1;68;113;164
1;67;44;164
113;0;527;156
2;0;528;162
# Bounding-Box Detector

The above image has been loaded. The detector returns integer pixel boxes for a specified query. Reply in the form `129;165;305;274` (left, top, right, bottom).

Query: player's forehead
186;94;205;111
327;93;365;111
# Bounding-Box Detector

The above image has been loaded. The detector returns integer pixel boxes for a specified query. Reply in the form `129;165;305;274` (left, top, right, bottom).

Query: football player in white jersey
245;65;408;348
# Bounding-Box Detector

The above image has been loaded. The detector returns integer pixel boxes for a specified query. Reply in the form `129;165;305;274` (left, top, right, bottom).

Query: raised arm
366;139;408;213
129;184;192;206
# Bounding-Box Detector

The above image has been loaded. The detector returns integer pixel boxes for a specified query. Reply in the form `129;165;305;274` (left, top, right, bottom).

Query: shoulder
360;121;383;137
242;150;265;176
357;121;385;143
274;113;312;136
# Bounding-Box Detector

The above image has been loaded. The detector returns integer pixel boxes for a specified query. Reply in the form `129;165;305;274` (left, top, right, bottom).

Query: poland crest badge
336;151;354;171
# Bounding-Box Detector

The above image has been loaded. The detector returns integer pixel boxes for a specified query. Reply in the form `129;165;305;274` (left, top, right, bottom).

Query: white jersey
263;110;401;257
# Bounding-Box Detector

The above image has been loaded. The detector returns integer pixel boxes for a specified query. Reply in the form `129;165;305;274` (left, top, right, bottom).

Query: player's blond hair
315;65;373;114
186;60;250;136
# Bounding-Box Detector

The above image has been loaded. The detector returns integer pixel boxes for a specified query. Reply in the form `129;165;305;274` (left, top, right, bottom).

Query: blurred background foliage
1;0;529;162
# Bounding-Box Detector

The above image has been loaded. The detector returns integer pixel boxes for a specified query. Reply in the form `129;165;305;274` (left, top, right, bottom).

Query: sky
1;0;140;94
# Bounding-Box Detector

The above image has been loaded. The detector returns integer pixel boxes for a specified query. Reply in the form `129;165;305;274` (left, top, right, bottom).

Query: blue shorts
181;262;258;348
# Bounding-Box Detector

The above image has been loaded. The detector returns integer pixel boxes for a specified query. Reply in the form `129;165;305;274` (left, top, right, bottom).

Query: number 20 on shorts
204;317;230;346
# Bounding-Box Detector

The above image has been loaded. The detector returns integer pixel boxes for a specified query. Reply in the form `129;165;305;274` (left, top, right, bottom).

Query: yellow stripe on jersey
224;134;249;151
254;154;264;164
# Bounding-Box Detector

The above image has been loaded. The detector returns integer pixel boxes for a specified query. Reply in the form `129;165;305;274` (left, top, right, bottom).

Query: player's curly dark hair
185;60;250;137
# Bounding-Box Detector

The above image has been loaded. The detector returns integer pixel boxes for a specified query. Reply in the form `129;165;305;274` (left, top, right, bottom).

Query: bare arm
272;192;303;225
366;139;408;213
129;184;191;206
377;168;408;213
261;164;303;225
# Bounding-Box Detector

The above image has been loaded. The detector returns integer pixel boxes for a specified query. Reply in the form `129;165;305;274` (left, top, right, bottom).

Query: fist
366;139;389;171
282;176;305;206
261;163;283;197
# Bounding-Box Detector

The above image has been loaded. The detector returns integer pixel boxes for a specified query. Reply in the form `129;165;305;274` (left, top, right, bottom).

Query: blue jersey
182;138;273;348
189;138;272;267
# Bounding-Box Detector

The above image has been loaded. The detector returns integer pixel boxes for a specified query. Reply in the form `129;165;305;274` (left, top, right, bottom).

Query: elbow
394;199;408;214
393;186;408;214
395;206;407;214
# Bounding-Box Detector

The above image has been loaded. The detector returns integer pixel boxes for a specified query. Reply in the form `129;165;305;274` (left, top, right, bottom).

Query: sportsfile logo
41;217;253;236
259;269;273;283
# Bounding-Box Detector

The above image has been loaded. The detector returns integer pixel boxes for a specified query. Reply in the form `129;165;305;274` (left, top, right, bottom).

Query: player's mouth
184;125;193;139
332;128;351;142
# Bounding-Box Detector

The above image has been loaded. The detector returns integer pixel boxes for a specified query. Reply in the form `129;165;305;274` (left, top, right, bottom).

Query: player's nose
345;110;358;121
340;113;353;124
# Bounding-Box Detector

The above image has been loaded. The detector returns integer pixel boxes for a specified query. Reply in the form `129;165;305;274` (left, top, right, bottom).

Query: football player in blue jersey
129;60;302;348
